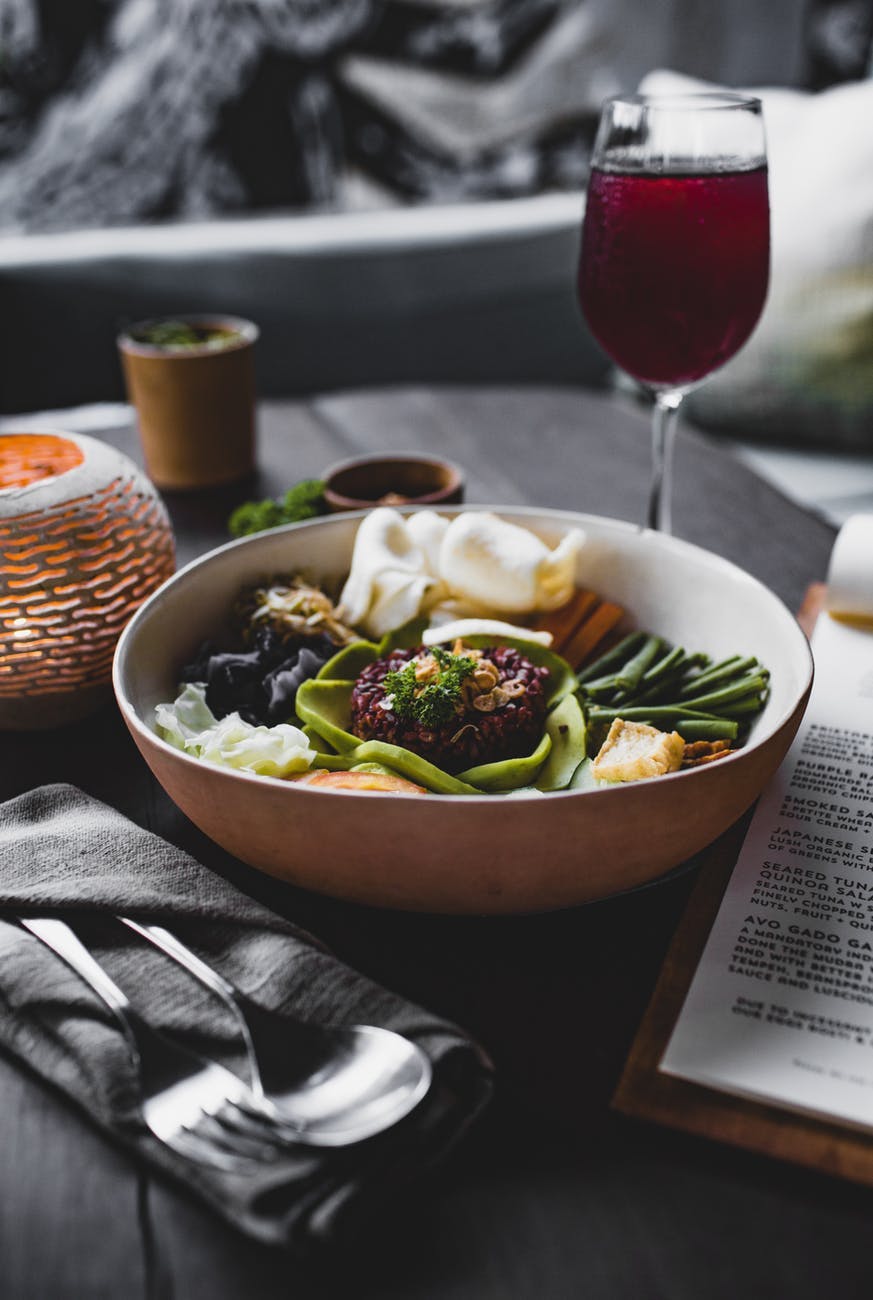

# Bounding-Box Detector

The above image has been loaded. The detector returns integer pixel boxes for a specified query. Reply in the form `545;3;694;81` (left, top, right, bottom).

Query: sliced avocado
535;694;587;792
302;751;356;772
459;731;552;792
345;741;480;795
349;761;401;778
567;756;607;792
377;616;430;653
301;725;338;755
295;679;360;752
316;640;379;680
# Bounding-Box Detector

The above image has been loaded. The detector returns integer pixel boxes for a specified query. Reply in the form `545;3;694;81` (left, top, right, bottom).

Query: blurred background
1;0;863;230
0;0;871;519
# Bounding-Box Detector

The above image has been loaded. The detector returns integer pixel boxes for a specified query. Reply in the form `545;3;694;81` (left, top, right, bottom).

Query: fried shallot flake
681;739;734;768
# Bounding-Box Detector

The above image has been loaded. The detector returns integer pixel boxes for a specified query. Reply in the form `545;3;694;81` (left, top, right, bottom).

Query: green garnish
228;479;327;538
384;647;477;728
132;320;240;349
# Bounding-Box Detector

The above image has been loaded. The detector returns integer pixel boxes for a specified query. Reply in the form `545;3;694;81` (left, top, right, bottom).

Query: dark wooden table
2;385;859;1300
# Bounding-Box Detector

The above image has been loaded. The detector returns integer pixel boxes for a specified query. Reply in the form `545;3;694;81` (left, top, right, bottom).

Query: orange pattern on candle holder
0;433;85;490
0;435;175;705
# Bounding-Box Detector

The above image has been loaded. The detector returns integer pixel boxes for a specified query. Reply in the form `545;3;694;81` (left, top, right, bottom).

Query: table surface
0;385;854;1300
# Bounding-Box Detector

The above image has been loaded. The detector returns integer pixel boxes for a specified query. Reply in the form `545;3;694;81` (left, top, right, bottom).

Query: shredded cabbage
155;683;316;777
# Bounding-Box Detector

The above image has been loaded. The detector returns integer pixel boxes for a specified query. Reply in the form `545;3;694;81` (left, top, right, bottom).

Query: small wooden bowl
323;454;464;512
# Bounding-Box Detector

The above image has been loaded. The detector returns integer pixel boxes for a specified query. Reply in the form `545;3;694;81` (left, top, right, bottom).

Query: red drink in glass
578;165;770;390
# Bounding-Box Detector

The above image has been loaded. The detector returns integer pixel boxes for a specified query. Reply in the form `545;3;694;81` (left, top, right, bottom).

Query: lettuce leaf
155;683;316;777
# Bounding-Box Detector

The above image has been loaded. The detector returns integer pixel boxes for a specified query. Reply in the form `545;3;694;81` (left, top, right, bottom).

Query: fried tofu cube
591;719;685;783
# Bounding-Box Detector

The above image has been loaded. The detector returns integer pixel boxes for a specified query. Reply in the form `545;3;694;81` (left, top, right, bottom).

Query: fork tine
186;1109;285;1163
230;1091;305;1137
214;1098;303;1145
169;1127;268;1174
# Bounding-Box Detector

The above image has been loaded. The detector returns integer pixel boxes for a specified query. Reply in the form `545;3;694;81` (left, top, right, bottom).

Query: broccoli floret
228;479;326;538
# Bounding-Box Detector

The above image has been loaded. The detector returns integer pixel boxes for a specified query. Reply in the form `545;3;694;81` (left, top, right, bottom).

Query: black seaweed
180;626;334;725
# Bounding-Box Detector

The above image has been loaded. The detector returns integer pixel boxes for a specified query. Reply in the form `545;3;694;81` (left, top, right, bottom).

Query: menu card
660;516;873;1130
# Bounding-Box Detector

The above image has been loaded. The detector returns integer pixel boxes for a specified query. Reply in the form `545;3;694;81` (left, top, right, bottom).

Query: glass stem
648;390;683;534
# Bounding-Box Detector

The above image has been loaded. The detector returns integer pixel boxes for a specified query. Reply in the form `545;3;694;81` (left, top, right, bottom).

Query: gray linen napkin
0;784;492;1252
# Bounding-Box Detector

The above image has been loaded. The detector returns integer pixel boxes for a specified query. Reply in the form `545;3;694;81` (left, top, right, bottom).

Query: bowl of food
113;506;813;913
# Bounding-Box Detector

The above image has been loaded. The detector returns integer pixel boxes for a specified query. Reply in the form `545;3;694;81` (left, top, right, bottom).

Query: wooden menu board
612;585;873;1187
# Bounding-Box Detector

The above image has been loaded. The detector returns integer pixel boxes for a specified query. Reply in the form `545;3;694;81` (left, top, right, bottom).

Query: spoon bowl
257;1021;433;1145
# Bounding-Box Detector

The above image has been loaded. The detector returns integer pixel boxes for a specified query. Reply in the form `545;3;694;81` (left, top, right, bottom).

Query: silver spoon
18;916;292;1172
117;916;433;1146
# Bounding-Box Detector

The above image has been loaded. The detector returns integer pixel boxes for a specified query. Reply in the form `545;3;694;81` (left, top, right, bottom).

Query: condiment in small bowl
323;454;464;513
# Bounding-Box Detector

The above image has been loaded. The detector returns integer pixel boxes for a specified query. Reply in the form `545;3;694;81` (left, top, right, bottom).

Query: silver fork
18;916;292;1174
117;916;433;1146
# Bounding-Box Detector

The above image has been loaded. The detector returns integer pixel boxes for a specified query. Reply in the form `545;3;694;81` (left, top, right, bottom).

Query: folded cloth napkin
0;784;493;1252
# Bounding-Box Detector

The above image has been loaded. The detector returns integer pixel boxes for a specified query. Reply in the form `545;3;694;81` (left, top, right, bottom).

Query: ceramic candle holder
0;430;175;730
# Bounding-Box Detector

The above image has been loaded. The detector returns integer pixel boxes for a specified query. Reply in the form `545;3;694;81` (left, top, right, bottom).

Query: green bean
615;635;664;692
677;656;760;698
578;674;627;700
579;631;768;753
632;655;709;706
640;645;688;684
720;693;770;718
672;718;739;740
588;707;740;741
576;632;648;685
679;674;768;712
588;705;726;724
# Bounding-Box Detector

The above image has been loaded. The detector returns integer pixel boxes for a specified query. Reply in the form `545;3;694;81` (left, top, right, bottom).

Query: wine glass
577;93;770;533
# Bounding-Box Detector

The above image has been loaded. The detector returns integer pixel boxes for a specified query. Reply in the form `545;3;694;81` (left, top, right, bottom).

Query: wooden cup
118;316;258;490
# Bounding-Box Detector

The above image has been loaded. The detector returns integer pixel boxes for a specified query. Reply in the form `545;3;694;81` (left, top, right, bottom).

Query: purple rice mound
350;644;550;773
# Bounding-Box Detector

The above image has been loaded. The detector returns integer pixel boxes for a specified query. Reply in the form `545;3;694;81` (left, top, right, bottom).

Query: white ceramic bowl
113;508;813;913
